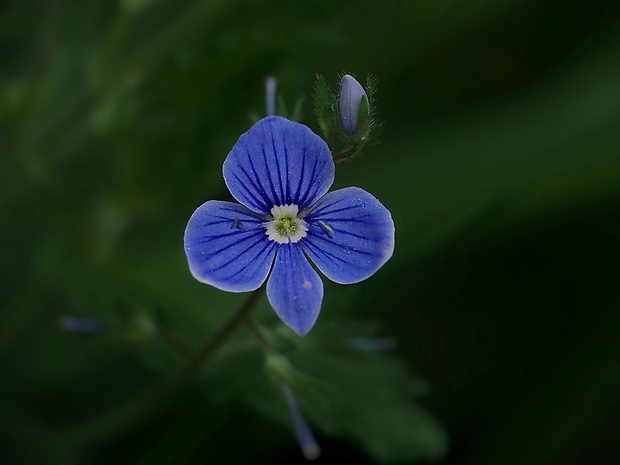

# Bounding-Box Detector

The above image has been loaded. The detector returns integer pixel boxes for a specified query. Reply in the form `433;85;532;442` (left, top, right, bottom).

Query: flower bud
265;75;277;116
283;385;321;460
347;337;396;352
58;315;110;333
338;74;369;135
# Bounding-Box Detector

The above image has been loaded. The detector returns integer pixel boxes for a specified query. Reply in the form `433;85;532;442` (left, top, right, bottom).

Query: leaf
292;349;447;463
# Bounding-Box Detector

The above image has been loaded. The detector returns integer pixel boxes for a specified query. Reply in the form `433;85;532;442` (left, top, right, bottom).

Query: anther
317;220;335;238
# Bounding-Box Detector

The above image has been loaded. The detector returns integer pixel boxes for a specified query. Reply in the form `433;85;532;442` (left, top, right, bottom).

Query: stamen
265;204;308;244
283;385;320;460
317;220;335;238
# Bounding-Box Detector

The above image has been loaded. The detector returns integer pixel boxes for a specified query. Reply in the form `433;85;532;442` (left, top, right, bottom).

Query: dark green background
2;0;619;464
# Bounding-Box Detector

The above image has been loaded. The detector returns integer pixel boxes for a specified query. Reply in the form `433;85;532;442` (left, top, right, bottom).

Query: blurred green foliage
1;0;620;464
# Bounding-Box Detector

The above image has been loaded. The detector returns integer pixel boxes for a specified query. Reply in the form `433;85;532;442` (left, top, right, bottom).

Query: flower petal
302;187;394;284
184;200;276;292
223;116;334;214
267;244;324;336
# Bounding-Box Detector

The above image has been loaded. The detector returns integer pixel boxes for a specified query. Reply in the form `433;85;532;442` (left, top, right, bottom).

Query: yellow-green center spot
276;217;298;236
265;204;308;244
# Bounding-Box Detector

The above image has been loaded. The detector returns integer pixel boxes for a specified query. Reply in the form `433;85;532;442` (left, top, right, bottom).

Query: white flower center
265;204;308;244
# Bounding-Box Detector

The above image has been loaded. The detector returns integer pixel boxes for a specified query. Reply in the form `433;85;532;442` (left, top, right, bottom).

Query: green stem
333;144;364;163
57;287;265;447
154;329;196;358
243;317;275;354
175;287;264;384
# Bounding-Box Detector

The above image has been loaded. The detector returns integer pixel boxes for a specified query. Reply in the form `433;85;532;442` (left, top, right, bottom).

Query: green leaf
313;74;335;145
290;350;447;463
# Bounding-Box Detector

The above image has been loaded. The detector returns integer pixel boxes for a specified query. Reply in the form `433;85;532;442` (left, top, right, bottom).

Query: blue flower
184;116;394;336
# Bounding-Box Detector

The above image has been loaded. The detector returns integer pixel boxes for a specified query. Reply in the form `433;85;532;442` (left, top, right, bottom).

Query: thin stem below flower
243;316;274;354
55;287;265;447
242;310;321;461
332;146;361;163
155;329;197;358
175;286;264;384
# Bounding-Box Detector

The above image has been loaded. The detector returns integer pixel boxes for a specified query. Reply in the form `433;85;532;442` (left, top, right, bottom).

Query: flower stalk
176;286;265;384
56;287;266;447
